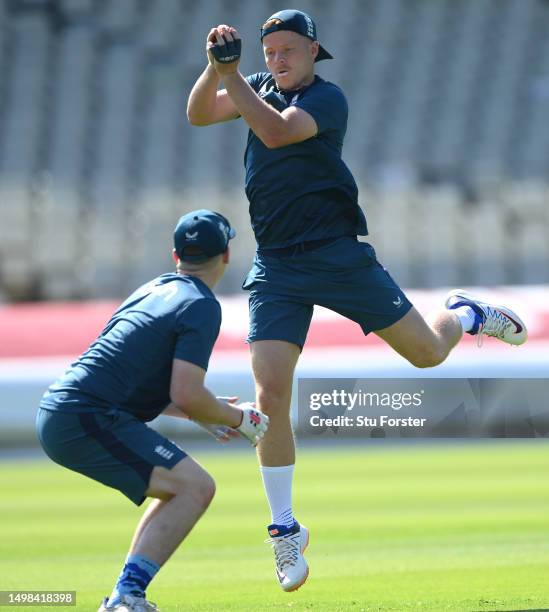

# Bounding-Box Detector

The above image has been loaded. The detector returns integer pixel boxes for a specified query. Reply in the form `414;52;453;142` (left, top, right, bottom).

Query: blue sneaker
445;289;527;346
266;521;309;592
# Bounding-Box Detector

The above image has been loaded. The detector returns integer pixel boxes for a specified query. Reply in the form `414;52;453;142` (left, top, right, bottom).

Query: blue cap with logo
260;9;333;62
174;209;236;262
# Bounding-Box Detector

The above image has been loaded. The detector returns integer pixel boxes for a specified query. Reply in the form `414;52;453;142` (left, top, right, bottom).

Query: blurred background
1;0;549;446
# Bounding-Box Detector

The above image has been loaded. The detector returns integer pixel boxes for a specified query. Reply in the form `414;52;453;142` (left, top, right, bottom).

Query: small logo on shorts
155;445;174;460
393;296;403;307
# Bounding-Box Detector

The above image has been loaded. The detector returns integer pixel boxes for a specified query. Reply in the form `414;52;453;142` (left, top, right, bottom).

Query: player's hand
235;403;269;447
195;420;240;443
207;25;242;75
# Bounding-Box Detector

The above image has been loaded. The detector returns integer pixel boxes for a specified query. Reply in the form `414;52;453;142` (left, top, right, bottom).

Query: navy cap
174;209;236;262
260;9;333;62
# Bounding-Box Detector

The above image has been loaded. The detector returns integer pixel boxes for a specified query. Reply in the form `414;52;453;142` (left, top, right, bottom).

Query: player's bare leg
251;340;309;591
375;307;462;368
127;499;165;555
377;289;527;367
100;457;215;611
252;340;300;466
137;457;215;562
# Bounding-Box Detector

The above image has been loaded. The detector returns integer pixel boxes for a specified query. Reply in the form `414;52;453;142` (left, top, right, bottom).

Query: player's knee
193;472;216;509
166;460;216;507
408;344;447;369
176;470;216;509
256;382;291;415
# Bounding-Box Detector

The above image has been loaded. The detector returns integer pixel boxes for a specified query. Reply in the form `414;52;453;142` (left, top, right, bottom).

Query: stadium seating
0;0;548;299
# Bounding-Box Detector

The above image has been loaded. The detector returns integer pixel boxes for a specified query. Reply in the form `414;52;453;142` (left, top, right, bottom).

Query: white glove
236;403;270;446
194;420;239;443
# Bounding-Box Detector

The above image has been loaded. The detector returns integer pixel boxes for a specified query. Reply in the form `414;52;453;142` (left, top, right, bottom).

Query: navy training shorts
242;237;413;349
36;406;187;506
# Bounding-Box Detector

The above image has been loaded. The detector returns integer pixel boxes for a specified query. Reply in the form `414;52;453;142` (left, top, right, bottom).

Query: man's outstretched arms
169;358;269;446
187;24;318;148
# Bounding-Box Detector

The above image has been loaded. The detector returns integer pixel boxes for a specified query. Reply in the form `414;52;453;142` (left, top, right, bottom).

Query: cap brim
229;228;236;239
315;45;333;62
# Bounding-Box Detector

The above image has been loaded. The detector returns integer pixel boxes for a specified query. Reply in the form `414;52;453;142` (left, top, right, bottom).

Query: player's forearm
187;65;222;126
175;386;242;428
223;72;286;147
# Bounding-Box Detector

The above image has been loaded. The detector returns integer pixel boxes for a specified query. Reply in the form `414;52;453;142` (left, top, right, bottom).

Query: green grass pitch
2;442;549;611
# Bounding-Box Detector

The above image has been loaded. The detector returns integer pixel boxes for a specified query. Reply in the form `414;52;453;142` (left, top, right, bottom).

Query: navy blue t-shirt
40;274;221;422
244;72;368;248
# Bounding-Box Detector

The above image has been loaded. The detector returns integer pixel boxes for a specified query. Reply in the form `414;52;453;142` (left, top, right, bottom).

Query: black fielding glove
210;36;242;64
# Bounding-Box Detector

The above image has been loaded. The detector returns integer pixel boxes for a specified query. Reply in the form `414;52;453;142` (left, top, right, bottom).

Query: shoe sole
445;289;527;345
282;526;310;593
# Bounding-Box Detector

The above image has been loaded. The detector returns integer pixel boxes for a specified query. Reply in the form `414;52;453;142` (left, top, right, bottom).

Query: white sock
453;305;477;332
260;465;295;527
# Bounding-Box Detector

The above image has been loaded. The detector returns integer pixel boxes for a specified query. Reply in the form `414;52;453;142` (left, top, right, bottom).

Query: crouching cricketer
36;210;269;612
